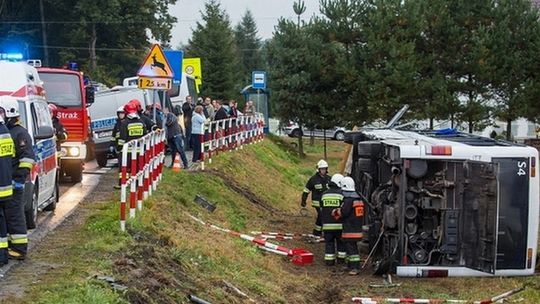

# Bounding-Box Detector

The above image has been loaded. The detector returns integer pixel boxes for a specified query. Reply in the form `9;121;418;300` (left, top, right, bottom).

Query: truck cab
37;67;94;182
0;62;59;229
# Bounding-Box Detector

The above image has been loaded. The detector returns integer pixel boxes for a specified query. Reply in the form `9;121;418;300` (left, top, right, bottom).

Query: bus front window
40;73;82;107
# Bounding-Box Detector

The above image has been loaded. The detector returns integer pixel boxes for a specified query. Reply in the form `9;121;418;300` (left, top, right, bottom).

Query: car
283;122;348;141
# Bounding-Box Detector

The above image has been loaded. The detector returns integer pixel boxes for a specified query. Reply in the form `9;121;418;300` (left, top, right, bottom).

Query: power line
30;44;147;52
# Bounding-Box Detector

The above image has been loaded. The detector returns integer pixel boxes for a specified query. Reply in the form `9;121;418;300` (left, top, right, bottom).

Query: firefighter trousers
313;207;322;236
5;188;27;255
323;230;346;265
345;241;360;270
0;201;9;264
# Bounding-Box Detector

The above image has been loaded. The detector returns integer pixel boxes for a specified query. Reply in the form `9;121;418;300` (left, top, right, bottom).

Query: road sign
164;50;183;82
137;44;174;79
138;77;172;90
252;71;266;90
183;57;202;92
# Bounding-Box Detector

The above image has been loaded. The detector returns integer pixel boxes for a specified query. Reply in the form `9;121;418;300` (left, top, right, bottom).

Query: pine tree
187;0;239;99
234;9;263;86
486;0;540;140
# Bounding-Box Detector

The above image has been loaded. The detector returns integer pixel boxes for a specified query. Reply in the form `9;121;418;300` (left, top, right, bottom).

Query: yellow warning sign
137;44;174;78
182;57;202;92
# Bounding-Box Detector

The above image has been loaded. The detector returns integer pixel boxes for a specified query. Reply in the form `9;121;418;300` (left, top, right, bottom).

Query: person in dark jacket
214;100;229;121
112;106;125;186
48;104;67;151
0;97;35;260
182;96;193;150
301;159;331;236
333;176;364;275
129;99;155;131
163;107;188;169
320;173;346;265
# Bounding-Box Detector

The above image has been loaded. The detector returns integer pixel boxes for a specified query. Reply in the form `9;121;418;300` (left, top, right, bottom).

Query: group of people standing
181;96;255;164
110;98;189;187
301;160;364;275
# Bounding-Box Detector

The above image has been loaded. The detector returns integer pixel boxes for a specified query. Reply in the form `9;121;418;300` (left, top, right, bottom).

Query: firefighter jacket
301;173;330;207
320;185;343;231
52;117;67;151
0;123;14;201
111;118;123;149
340;191;364;241
7;122;35;184
118;117;147;151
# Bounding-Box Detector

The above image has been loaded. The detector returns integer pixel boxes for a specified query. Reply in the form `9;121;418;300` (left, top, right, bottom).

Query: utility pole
39;0;49;66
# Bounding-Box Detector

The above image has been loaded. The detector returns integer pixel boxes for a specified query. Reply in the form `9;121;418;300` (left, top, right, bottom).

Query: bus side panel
494;157;529;270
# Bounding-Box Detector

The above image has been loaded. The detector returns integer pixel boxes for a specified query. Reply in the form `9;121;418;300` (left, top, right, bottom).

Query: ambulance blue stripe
33;138;56;159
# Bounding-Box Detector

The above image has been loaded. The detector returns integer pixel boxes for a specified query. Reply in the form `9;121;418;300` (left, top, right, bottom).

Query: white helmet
341;177;355;191
317;159;328;169
117;106;125;113
0;96;20;118
331;173;344;187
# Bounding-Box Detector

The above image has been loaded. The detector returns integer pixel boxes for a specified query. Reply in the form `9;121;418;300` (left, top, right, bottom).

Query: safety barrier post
143;134;151;200
137;137;145;211
159;130;165;182
208;122;214;164
119;143;129;232
129;140;138;219
200;133;205;171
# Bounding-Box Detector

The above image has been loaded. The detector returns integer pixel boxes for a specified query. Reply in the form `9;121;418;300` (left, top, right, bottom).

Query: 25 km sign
138;76;172;90
137;44;174;90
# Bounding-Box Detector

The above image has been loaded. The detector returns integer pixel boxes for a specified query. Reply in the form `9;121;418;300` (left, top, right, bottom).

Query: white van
0;62;58;229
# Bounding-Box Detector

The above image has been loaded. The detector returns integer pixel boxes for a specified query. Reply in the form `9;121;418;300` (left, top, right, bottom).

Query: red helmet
48;103;58;117
128;99;142;112
124;102;138;115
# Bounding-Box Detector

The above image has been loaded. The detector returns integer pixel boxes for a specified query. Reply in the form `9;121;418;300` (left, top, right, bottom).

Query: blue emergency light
0;53;24;61
68;61;79;71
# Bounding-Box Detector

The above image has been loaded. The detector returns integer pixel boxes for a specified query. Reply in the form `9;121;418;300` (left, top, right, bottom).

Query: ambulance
0;61;58;229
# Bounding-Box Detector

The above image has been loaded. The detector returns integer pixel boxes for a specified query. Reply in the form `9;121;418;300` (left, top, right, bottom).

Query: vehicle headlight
68;147;80;157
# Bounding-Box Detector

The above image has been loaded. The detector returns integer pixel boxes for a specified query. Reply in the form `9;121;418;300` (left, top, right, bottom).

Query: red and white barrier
187;213;314;265
250;231;324;242
198;113;265;170
119;130;166;231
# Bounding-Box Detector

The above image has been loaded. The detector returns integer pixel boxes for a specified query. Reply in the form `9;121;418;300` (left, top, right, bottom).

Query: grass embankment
8;135;540;303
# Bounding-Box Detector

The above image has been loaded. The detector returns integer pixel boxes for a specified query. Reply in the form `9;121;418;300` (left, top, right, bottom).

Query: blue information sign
252;71;266;90
164;50;184;83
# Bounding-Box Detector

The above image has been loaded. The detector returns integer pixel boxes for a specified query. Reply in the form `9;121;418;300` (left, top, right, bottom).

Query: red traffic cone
172;153;182;172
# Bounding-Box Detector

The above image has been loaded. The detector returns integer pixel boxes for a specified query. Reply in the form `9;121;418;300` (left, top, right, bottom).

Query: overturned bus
346;119;538;277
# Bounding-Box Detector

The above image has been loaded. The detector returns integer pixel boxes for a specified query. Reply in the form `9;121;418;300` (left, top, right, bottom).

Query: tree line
3;0;540;144
266;0;540;142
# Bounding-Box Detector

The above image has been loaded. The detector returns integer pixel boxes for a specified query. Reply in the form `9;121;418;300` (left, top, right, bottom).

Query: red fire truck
37;67;94;182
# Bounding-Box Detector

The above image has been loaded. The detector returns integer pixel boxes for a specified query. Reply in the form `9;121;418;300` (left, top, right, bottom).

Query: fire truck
37;66;94;182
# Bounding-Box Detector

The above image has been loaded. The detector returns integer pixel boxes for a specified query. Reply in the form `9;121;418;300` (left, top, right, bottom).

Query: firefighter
0;114;14;265
48;104;68;151
333;176;364;275
320;173;346;265
301;159;331;236
129;99;156;131
111;106;125;188
116;101;147;188
0;97;35;260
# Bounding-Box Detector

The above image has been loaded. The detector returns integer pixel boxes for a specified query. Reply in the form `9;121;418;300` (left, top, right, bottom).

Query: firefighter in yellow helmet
301;159;331;236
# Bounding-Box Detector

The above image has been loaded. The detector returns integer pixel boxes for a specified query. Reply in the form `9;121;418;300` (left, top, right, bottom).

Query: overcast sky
169;0;321;47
